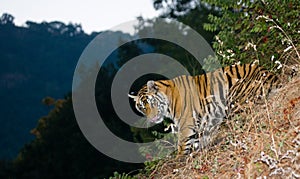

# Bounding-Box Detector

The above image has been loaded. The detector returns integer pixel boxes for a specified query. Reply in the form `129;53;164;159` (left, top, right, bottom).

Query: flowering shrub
203;0;300;69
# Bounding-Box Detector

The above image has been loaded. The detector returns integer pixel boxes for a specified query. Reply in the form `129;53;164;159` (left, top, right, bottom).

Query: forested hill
0;13;125;159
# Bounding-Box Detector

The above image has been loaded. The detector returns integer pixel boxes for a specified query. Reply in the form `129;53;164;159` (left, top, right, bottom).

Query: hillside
133;72;300;178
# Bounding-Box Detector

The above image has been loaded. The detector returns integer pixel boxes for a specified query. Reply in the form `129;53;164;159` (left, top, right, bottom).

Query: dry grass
136;74;300;179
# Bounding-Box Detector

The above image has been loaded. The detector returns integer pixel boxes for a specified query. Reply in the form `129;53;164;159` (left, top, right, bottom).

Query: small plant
132;117;177;161
108;172;137;179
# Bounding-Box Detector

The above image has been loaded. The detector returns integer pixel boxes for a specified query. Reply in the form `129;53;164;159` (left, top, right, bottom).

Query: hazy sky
0;0;159;33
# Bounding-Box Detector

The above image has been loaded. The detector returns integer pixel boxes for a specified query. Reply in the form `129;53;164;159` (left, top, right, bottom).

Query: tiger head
128;80;169;124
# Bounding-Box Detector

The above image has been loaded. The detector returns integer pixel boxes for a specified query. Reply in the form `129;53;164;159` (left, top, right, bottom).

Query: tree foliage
0;13;98;159
153;0;300;69
153;0;218;44
153;0;199;18
5;96;141;179
0;13;14;25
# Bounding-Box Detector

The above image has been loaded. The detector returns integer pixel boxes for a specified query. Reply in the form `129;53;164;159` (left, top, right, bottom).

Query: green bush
203;0;300;69
108;172;137;179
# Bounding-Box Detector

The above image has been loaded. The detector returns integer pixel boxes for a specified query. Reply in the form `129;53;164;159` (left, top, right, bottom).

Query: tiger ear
128;94;138;102
147;80;158;93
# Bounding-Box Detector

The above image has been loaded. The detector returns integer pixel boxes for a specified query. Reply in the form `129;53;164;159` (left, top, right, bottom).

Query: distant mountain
0;13;134;159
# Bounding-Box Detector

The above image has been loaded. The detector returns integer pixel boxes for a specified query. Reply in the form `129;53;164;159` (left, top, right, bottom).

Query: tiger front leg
177;115;224;155
176;124;199;155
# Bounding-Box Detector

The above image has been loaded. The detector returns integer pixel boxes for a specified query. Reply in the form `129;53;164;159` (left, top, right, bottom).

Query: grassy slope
134;73;300;179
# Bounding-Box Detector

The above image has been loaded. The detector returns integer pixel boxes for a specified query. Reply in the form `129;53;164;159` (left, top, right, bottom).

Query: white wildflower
226;49;233;53
271;55;275;61
245;42;257;51
215;36;223;46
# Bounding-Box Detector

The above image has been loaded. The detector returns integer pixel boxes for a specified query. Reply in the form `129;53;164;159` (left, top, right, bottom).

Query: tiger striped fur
128;62;280;155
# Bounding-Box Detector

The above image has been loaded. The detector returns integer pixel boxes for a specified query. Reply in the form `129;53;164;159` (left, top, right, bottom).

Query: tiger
128;62;280;155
